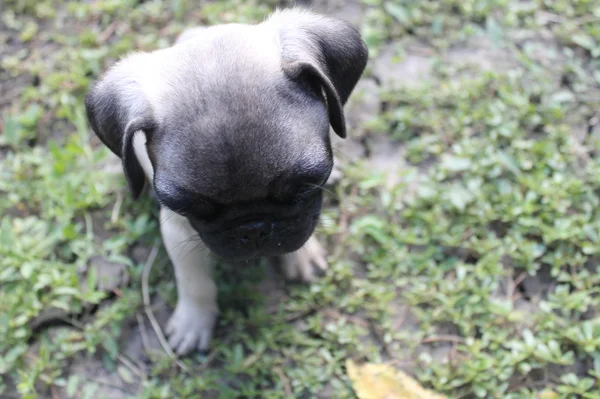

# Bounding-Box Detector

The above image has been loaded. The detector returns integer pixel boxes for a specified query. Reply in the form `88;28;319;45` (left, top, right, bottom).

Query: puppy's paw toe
166;300;217;356
280;236;328;282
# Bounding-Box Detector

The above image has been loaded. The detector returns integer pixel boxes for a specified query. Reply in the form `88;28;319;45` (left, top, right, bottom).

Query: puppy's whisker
172;229;204;251
179;218;188;233
309;210;335;219
158;210;179;226
331;147;349;161
318;210;337;217
298;183;339;201
317;221;336;227
178;234;201;246
158;213;173;226
184;241;209;261
316;223;333;230
171;234;200;253
176;232;210;260
319;185;339;200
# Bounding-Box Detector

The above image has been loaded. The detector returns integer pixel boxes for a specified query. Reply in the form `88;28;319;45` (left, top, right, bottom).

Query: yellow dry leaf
538;391;558;399
346;360;447;399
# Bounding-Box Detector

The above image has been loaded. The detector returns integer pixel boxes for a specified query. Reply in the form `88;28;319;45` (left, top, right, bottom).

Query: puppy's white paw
166;300;217;355
280;236;328;282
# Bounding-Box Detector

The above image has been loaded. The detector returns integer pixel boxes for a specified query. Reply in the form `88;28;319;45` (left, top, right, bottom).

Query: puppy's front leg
160;207;218;355
279;235;328;282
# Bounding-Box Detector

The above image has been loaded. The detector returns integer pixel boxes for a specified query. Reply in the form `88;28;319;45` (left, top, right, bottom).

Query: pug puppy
85;8;368;355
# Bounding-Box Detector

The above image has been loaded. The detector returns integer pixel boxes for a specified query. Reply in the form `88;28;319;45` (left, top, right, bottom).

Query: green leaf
17;104;43;128
572;34;595;51
66;375;80;398
117;365;135;384
20;262;36;279
384;3;410;25
485;17;503;45
497;151;521;176
81;382;99;399
447;185;473;211
0;117;21;146
87;263;97;293
441;154;472;172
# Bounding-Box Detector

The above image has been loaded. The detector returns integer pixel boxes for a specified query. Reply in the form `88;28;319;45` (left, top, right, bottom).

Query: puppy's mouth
189;195;323;260
205;216;318;261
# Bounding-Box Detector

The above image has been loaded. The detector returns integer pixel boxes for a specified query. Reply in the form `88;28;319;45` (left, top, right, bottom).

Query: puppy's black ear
85;58;157;199
274;9;369;138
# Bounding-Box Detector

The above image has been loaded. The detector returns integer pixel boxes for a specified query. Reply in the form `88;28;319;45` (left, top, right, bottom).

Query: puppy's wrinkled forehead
85;9;368;201
150;26;331;202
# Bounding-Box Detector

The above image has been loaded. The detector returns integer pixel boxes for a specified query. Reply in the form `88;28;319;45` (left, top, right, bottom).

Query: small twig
574;15;600;26
136;312;152;356
37;110;54;134
535;10;562;24
98;21;118;44
369;320;392;357
197;349;219;371
275;366;293;397
385;358;416;368
569;130;593;165
507;271;528;300
89;377;135;394
322;308;369;328
392;305;409;330
111;192;124;223
84;212;94;241
59;315;85;330
405;44;436;56
422;335;464;344
589;112;600;128
577;93;600;104
50;385;59;399
141;244;190;372
284;307;318;323
116;354;146;380
334;185;358;251
48;315;144;380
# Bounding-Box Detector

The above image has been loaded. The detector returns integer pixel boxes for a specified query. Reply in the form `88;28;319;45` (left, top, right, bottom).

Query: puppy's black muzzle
238;220;273;245
191;192;322;260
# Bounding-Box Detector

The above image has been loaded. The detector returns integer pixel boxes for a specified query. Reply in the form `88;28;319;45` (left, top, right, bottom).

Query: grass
1;0;600;398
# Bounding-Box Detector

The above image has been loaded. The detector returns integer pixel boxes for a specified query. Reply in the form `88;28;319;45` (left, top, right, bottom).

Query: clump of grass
1;0;599;398
352;66;600;397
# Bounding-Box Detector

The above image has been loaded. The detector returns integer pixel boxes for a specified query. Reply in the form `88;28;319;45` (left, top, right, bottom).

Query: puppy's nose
238;221;272;245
